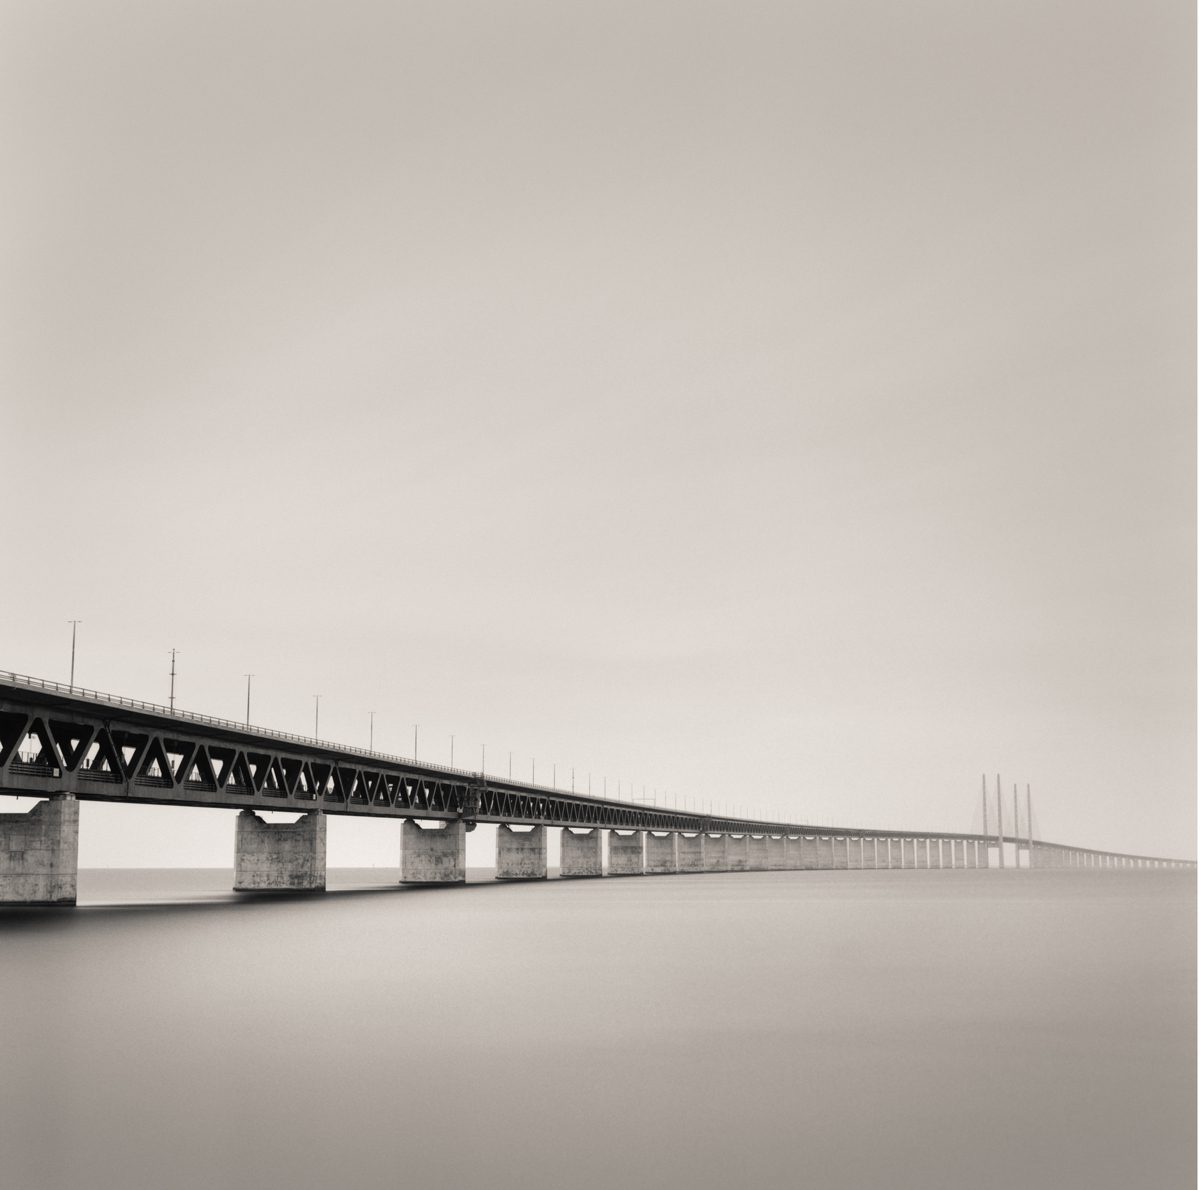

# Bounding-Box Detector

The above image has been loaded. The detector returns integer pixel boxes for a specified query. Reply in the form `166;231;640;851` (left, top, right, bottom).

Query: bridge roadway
0;672;1193;904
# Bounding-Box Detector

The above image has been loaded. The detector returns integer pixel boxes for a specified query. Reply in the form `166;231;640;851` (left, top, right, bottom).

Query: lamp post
68;620;81;691
168;648;178;711
244;674;253;726
313;695;320;740
368;711;375;750
450;734;455;767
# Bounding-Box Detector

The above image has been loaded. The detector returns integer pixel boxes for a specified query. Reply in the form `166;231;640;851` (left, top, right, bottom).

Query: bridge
0;672;1192;904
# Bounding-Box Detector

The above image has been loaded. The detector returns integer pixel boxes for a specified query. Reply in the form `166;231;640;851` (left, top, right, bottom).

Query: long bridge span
0;672;1192;904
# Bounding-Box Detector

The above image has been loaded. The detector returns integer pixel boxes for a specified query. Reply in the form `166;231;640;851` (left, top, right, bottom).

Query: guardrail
0;669;696;811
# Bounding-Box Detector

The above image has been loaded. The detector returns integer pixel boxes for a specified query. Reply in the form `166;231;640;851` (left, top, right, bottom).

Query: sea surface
1;868;1194;1190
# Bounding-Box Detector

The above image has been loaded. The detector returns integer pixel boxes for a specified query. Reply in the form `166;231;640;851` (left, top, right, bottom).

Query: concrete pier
966;840;978;869
765;835;787;870
496;824;547;880
676;833;705;872
861;838;877;869
560;828;602;877
901;838;915;869
817;836;834;869
847;837;863;870
978;840;989;868
747;835;769;870
833;837;849;870
644;832;678;874
799;835;819;870
0;794;79;905
953;839;965;868
727;834;750;871
234;810;326;891
915;838;929;869
704;833;729;872
401;819;466;883
608;830;644;875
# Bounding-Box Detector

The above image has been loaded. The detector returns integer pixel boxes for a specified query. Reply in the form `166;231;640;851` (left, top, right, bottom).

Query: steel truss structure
0;673;1191;866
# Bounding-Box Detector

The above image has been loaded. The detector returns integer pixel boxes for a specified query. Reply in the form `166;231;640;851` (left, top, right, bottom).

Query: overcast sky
2;0;1194;866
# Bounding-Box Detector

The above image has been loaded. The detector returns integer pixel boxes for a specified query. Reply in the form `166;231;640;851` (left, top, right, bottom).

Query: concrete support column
978;840;990;868
644;832;678;875
953;839;966;868
608;830;644;875
817;836;834;869
234;810;325;891
765;836;787;870
560;828;602;877
727;834;750;871
874;838;889;869
901;838;915;869
401;819;466;884
966;840;978;869
496;824;547;880
677;833;705;872
941;840;956;869
704;833;729;872
833;837;849;870
799;836;819;870
860;838;876;869
847;837;863;870
889;838;903;868
783;835;801;869
747;835;769;871
929;840;942;869
0;794;79;905
915;839;929;869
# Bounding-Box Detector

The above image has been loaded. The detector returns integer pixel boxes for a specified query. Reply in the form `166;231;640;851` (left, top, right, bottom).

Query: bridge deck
0;673;1188;866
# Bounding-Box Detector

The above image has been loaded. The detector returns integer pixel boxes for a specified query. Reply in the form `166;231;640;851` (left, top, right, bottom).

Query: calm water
1;869;1194;1190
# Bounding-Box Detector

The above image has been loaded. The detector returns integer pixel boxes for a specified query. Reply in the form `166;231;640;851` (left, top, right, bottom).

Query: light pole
481;743;485;773
369;711;375;750
244;674;253;726
168;648;178;711
450;734;455;767
67;620;81;691
314;695;320;739
508;751;512;778
413;724;419;760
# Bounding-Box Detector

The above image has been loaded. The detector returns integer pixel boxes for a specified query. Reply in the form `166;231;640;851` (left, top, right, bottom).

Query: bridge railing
0;669;676;809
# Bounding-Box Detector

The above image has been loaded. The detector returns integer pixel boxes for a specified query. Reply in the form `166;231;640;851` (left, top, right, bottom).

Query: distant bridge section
0;672;1193;905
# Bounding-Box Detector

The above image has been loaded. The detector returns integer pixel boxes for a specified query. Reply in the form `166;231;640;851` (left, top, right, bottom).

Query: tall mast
1013;783;1020;869
996;772;1005;868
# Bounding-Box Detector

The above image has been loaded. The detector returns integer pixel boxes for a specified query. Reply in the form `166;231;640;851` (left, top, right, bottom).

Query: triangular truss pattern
48;719;95;771
81;730;124;782
185;748;219;791
0;699;801;835
0;712;29;767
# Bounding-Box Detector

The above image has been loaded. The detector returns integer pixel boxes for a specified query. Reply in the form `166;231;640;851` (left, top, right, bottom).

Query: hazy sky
2;0;1194;866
